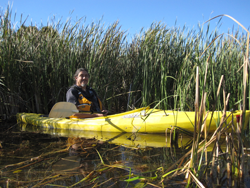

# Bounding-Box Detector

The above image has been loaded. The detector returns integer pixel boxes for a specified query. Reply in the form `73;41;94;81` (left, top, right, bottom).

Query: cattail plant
0;5;249;120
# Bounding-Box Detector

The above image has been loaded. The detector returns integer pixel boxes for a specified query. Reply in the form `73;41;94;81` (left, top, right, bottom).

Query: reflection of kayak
20;125;222;152
20;124;193;148
17;107;250;133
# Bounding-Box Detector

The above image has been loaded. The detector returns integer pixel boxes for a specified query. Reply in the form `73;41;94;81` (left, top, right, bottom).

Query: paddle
49;102;79;118
48;102;105;118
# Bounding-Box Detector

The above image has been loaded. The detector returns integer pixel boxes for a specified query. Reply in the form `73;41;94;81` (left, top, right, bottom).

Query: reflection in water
21;123;194;149
0;124;233;187
12;124;193;186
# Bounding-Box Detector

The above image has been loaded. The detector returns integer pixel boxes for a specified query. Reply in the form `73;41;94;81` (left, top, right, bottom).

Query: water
0;123;249;187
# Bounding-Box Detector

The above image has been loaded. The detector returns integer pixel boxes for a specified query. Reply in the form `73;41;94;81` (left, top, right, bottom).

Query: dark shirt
66;85;101;112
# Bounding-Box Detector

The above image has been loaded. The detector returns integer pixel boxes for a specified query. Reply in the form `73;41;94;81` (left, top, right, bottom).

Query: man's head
74;68;90;89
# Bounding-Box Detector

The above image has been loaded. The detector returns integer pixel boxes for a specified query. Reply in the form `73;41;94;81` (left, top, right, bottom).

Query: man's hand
101;110;108;116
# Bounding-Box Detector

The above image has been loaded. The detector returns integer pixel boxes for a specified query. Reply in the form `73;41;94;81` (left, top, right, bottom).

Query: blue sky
1;0;249;38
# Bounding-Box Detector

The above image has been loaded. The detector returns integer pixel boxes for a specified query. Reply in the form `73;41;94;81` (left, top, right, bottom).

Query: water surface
0;124;249;187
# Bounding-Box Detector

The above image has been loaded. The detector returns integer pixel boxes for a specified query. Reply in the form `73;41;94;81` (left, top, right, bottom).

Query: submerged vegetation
0;123;250;187
0;130;191;187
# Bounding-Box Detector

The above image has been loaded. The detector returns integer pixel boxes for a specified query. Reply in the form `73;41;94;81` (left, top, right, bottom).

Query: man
66;68;108;118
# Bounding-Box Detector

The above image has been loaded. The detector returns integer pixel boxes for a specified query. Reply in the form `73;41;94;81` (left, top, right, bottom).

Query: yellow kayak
17;107;250;133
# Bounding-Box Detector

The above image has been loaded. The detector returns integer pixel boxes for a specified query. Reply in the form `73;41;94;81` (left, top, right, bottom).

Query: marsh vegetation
1;4;250;187
0;6;249;116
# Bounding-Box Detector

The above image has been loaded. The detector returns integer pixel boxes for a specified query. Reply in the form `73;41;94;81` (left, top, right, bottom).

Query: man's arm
66;88;79;105
96;96;108;115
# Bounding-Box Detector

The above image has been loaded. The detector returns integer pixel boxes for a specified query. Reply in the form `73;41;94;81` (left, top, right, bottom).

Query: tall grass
159;66;249;187
0;5;249;119
158;15;250;187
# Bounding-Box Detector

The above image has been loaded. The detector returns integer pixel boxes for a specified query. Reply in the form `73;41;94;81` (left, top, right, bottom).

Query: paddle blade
49;102;79;118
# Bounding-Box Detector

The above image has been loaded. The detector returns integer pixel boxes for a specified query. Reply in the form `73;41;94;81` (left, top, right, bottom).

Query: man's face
75;71;89;87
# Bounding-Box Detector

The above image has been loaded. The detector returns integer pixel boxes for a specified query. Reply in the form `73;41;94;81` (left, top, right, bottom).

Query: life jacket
75;87;103;112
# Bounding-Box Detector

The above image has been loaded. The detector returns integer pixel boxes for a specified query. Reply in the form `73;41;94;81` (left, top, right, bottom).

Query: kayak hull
17;108;250;133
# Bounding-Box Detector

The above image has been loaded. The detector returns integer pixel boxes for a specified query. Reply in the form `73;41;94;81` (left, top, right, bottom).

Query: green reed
158;15;249;187
0;5;249;119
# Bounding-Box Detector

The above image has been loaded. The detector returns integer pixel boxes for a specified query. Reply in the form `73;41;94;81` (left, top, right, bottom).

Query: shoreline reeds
0;5;249;118
158;15;250;187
